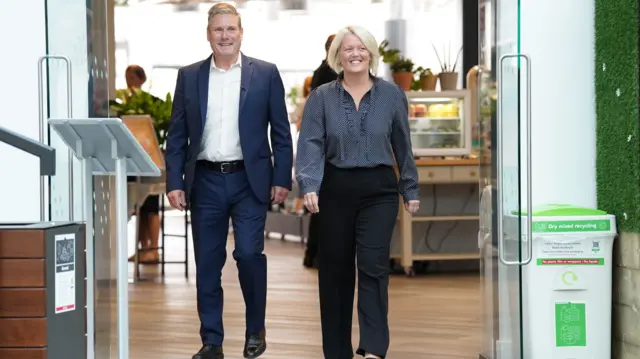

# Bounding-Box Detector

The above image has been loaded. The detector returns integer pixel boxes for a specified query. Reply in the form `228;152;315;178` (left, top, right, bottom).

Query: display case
406;90;472;157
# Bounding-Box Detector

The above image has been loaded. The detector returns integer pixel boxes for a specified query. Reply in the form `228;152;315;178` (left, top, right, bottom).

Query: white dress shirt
197;55;243;162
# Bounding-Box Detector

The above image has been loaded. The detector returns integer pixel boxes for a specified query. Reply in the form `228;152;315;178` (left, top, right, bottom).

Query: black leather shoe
243;329;267;358
192;344;224;359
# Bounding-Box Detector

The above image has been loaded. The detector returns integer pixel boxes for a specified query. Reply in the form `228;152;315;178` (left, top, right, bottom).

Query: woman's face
339;33;370;75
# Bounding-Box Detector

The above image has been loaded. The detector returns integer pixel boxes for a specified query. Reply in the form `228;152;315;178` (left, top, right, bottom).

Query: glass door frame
478;0;533;358
42;1;116;359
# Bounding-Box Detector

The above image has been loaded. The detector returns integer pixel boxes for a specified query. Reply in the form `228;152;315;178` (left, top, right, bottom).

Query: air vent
162;0;210;12
166;0;247;12
280;0;307;11
174;4;199;11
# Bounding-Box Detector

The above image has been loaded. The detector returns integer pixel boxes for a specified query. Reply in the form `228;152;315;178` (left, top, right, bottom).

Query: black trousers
317;164;399;359
304;213;319;260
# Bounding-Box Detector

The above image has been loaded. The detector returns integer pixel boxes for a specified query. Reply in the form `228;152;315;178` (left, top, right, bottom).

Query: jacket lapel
239;53;253;119
198;55;212;130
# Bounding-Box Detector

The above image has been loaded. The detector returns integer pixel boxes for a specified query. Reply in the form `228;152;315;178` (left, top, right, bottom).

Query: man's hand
271;186;289;205
404;200;420;214
167;189;187;211
303;192;319;213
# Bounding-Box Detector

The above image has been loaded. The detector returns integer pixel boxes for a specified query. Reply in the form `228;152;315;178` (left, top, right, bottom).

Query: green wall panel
595;0;640;231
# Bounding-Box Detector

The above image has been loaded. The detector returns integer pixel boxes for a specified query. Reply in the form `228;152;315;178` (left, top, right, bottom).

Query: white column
383;0;408;81
521;0;596;208
388;0;405;18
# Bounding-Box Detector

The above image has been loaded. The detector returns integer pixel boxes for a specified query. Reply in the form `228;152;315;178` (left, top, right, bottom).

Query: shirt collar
336;72;379;97
211;54;242;72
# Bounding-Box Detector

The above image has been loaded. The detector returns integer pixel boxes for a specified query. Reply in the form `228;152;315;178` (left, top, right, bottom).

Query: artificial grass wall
595;0;640;232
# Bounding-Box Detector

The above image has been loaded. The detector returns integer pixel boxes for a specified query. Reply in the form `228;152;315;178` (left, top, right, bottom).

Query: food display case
406;90;472;157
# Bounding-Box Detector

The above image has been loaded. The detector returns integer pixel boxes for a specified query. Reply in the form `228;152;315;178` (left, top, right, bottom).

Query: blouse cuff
299;179;321;195
402;190;420;203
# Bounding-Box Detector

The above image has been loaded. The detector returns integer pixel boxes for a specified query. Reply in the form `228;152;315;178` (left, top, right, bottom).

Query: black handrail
0;125;56;176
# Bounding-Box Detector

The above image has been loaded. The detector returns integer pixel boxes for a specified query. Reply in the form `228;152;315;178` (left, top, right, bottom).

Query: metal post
83;159;95;359
115;157;129;359
64;60;74;221
37;59;46;222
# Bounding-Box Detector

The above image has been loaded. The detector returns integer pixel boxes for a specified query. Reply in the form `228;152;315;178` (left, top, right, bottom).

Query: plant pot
392;72;414;91
420;75;438;91
438;72;459;91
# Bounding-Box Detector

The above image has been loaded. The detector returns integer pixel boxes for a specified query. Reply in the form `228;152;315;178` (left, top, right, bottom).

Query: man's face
125;70;143;89
207;14;243;59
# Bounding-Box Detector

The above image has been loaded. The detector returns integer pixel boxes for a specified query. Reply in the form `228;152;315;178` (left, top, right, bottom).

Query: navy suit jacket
164;53;293;204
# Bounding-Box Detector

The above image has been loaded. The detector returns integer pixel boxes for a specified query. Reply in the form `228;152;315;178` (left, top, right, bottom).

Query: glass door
43;1;115;358
478;1;531;358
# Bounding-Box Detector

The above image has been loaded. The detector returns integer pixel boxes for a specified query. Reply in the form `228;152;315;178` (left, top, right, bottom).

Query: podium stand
48;117;161;359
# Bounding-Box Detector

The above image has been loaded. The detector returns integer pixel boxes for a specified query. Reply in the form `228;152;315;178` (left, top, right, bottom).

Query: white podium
48;117;161;359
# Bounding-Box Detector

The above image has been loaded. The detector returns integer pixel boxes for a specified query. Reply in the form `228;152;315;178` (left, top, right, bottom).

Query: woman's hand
404;200;420;214
304;192;320;213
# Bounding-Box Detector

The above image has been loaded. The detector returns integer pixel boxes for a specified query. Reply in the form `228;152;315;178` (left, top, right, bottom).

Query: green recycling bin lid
511;204;608;216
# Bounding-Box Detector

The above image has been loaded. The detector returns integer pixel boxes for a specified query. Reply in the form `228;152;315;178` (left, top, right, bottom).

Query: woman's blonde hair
327;25;380;75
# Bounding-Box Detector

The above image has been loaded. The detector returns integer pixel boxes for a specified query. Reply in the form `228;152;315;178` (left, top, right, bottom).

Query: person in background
125;65;161;263
290;76;313;131
302;33;338;268
290;76;313;213
310;34;338;90
125;64;147;90
164;3;292;359
295;25;420;359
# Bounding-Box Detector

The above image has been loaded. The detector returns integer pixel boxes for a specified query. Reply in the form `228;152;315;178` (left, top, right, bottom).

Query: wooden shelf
391;252;480;261
415;158;481;166
410;215;479;222
396;158;481;275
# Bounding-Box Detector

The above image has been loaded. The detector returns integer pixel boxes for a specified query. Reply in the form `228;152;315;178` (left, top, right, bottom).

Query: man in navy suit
164;3;293;359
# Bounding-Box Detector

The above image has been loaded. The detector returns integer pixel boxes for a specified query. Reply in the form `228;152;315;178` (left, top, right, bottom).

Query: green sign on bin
555;302;586;347
533;220;611;233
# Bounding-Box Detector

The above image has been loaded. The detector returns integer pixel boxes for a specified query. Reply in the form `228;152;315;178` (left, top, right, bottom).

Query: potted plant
109;88;173;149
378;39;416;91
287;86;300;107
416;66;437;91
390;57;415;91
378;40;401;65
110;89;172;177
432;42;463;91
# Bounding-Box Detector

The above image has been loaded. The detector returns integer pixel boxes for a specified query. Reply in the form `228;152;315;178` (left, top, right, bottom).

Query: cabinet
393;159;481;276
406;90;472;157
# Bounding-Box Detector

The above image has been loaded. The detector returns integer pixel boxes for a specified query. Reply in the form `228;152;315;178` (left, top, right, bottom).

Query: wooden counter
394;158;482;275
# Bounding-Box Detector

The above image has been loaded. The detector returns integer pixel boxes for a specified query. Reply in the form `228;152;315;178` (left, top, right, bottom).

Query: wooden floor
122;234;481;359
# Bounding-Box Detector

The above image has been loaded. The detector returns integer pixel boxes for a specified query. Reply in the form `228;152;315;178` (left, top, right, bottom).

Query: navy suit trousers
190;162;268;345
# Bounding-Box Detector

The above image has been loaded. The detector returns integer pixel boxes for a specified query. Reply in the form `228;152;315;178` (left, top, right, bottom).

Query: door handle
497;53;532;266
38;55;74;221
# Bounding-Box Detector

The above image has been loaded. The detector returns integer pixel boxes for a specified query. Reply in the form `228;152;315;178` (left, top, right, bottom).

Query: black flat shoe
303;255;314;268
243;329;267;358
192;344;224;359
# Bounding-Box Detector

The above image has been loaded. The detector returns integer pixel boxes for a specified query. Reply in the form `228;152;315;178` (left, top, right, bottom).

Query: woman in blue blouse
295;25;420;359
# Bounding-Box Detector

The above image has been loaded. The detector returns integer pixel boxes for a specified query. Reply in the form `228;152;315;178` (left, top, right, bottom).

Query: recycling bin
504;204;616;359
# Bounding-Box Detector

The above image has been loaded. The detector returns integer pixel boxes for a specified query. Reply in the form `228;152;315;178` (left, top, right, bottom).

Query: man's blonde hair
207;2;242;28
327;25;380;75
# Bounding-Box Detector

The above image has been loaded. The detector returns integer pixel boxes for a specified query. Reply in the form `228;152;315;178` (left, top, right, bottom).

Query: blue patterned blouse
295;76;419;202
